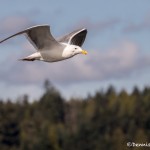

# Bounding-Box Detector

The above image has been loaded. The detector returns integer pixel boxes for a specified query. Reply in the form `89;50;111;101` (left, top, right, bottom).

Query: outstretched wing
0;25;60;50
58;28;87;47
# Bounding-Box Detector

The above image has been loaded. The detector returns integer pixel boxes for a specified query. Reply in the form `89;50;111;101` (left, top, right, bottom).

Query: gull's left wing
0;25;61;50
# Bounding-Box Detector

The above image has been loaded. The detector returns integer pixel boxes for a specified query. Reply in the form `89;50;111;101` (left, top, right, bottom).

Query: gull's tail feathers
19;57;35;61
18;52;42;61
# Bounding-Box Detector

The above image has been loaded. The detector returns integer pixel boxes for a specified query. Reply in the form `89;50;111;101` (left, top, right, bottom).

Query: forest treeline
0;80;150;150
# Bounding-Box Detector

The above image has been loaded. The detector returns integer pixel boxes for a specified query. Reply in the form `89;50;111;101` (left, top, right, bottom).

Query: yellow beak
81;50;88;55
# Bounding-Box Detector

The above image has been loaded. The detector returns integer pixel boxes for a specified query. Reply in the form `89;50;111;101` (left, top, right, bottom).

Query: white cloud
0;40;150;87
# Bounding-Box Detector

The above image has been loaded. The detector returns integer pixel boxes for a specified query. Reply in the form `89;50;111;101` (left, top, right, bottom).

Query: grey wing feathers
58;28;87;47
0;25;59;50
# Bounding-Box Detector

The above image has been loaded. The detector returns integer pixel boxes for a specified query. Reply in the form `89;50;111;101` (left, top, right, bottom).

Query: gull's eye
75;47;77;50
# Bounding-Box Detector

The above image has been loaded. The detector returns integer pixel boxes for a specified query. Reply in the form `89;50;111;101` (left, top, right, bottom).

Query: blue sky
0;0;150;101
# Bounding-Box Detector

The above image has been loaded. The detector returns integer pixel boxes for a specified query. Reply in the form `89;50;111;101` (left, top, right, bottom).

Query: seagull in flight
0;25;88;62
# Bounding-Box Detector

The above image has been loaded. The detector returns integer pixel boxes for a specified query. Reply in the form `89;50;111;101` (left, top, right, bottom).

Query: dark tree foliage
0;80;150;150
